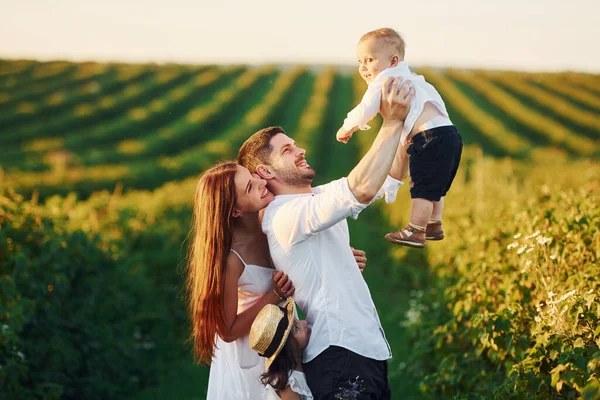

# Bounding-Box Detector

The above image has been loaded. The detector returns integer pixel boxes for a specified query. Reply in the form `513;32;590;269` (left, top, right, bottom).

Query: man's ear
390;55;399;67
256;164;273;180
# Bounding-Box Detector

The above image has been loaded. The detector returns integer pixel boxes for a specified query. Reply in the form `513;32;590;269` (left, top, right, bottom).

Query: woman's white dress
206;250;274;399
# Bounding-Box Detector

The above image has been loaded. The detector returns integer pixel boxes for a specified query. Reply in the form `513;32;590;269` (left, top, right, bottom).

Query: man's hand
380;78;414;124
351;247;367;272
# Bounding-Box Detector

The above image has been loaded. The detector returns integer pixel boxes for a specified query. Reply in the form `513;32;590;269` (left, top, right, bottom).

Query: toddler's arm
339;85;382;140
336;125;359;143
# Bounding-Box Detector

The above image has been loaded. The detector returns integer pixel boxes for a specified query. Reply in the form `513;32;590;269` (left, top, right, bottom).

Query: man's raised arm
347;78;414;204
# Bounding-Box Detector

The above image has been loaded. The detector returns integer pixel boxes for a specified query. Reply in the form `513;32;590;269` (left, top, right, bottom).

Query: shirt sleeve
270;178;368;245
342;85;382;131
369;175;404;204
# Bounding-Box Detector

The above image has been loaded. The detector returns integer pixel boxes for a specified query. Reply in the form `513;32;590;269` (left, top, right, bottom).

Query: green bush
404;179;600;399
0;188;159;399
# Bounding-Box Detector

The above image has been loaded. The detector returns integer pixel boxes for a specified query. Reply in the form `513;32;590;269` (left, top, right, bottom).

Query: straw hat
249;298;295;370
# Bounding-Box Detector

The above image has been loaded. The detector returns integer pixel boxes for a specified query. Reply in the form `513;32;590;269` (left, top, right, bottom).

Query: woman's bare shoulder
225;250;245;278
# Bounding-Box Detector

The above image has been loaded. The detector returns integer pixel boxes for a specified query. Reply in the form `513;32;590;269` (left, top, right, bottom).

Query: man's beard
272;164;316;187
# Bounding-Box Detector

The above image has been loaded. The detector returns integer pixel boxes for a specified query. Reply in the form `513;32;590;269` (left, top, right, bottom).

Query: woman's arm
220;253;294;343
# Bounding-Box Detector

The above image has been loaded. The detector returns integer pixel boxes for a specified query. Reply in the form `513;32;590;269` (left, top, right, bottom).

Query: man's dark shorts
304;346;391;399
407;125;463;202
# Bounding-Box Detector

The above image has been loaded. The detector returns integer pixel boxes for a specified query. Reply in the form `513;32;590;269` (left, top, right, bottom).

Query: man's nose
297;147;306;156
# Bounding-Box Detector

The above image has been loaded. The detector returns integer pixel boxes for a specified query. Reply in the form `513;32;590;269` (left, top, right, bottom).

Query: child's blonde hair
359;28;405;60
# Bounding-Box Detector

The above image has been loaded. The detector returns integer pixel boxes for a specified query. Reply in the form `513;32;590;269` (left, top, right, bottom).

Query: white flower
1;325;8;331
548;291;556;298
17;351;24;360
550;253;557;260
536;236;552;245
507;242;519;250
526;260;532;266
526;248;535;253
517;245;528;254
534;316;542;323
513;233;522;239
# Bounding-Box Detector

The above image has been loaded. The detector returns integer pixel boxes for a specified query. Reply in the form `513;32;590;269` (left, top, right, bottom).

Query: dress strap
230;249;247;266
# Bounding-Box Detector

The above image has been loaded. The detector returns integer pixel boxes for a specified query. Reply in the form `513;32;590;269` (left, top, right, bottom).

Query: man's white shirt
261;176;401;362
343;62;450;145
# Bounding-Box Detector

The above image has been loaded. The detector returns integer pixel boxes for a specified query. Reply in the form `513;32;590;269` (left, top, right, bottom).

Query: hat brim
265;297;295;371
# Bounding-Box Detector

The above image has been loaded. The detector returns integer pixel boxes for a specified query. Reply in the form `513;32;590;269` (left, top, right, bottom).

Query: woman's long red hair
186;161;238;365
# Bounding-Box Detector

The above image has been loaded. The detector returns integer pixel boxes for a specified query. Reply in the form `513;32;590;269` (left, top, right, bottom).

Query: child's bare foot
426;222;444;241
384;224;426;248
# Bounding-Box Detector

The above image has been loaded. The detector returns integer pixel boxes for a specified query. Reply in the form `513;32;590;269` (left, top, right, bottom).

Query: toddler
250;299;313;400
337;28;463;248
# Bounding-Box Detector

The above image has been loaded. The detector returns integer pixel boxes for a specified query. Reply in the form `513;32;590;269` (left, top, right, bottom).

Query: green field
1;59;599;399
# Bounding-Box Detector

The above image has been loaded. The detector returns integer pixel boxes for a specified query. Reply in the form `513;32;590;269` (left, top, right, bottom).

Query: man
238;78;413;399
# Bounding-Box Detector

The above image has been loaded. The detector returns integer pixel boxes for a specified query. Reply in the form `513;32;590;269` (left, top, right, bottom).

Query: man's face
267;133;315;186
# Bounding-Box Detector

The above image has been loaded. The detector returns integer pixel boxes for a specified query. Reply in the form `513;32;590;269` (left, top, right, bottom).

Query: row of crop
3;67;306;200
0;65;204;140
0;60;36;91
0;60;73;92
561;73;600;96
2;68;196;151
1;68;224;172
447;70;596;156
0;59;34;79
55;67;241;157
0;63;110;113
292;67;336;150
74;66;273;166
421;68;531;156
0;66;171;133
482;71;600;138
0;67;124;129
163;66;306;172
527;74;600;113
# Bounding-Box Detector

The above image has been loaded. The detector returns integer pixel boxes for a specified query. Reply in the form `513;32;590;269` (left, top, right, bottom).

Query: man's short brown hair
360;28;405;60
237;126;285;172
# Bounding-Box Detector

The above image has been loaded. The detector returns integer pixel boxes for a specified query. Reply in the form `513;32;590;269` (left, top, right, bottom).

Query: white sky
1;0;599;72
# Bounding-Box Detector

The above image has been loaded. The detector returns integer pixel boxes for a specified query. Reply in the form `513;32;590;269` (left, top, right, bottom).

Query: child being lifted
337;27;463;249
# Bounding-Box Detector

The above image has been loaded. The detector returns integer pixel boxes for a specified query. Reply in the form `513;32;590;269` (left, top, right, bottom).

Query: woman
186;161;367;399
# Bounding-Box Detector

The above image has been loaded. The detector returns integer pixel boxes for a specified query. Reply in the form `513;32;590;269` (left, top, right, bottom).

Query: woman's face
233;165;274;214
291;319;311;351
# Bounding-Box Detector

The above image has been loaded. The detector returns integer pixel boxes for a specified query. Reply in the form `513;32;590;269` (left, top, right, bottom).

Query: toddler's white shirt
343;62;449;145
